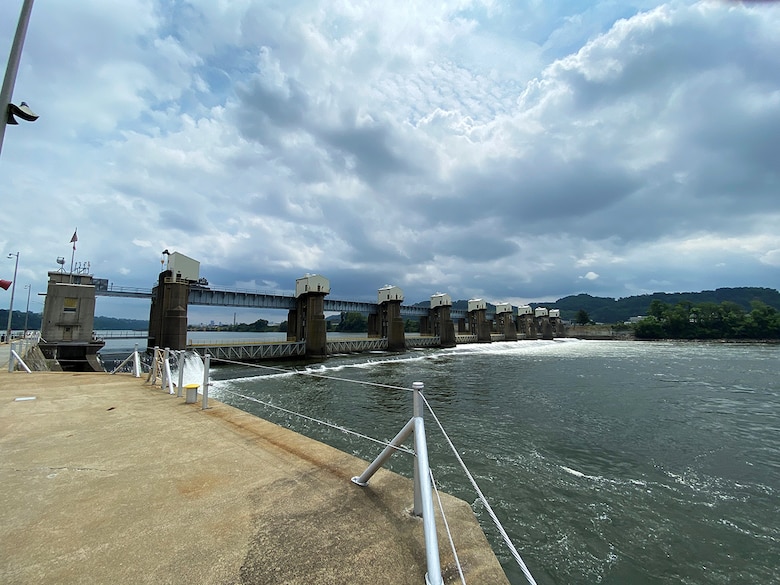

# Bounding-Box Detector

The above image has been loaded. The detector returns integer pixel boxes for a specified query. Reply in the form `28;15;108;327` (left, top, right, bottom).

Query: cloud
2;0;779;324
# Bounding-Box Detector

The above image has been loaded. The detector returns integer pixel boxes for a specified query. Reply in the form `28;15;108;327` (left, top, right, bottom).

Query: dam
38;251;564;369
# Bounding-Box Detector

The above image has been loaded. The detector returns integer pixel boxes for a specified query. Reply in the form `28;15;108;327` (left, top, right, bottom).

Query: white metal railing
98;330;148;339
189;341;305;361
8;343;32;373
406;336;441;348
7;336;40;373
144;347;211;410
209;356;540;584
124;348;538;585
351;382;443;585
327;338;387;353
109;344;143;377
421;393;539;585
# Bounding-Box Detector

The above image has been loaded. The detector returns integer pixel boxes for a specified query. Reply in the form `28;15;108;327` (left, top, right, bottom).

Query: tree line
329;312;421;333
634;300;780;340
556;287;780;323
0;310;149;332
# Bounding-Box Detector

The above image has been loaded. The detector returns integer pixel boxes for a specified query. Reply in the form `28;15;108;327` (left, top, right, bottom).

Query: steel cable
181;352;535;584
430;468;467;585
216;385;414;455
420;393;539;585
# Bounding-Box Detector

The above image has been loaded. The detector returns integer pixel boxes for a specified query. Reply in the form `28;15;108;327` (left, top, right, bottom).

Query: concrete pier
468;300;492;343
0;366;509;585
37;271;104;371
147;269;189;351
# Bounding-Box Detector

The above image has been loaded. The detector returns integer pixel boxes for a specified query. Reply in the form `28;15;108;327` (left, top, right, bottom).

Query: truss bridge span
96;284;466;318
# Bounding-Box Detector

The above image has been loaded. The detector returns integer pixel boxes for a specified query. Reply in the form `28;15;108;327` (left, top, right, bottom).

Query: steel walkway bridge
186;336;448;361
95;284;472;319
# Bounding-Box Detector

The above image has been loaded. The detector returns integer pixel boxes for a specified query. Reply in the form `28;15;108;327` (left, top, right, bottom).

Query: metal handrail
351;382;443;585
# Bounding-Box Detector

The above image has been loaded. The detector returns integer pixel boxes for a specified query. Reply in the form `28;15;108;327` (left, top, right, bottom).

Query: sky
1;0;779;324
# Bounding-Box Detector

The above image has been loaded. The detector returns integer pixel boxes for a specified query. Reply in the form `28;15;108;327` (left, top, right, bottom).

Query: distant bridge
186;335;451;361
95;282;472;319
92;271;564;359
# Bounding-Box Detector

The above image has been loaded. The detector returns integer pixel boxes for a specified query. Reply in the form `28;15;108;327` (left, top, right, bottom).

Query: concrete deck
0;366;510;584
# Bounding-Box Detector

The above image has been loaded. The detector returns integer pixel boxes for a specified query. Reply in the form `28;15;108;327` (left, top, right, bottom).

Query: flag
0;279;11;291
70;229;78;250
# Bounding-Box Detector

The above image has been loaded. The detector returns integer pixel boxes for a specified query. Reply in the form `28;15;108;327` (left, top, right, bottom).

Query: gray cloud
2;0;779;324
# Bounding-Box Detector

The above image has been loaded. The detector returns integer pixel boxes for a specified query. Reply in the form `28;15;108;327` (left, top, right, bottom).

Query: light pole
23;283;30;339
0;0;38;157
6;252;19;342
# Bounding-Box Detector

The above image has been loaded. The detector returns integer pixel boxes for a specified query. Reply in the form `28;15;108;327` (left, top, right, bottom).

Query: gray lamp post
6;252;19;342
0;0;38;157
23;283;31;338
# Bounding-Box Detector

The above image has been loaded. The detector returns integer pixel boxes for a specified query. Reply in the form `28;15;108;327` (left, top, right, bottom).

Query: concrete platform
0;369;510;585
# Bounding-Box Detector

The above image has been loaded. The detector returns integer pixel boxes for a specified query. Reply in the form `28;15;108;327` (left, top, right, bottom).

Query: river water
101;337;779;584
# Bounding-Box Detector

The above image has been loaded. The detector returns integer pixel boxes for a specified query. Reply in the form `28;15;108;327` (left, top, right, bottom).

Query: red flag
0;279;11;291
70;229;78;250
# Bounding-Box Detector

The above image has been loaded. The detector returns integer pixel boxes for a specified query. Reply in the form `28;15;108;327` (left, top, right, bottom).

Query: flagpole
69;228;77;282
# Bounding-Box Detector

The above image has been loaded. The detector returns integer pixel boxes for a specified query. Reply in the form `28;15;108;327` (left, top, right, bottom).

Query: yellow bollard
184;383;199;404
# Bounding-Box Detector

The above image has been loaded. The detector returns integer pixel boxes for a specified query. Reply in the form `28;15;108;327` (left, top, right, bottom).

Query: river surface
100;336;779;584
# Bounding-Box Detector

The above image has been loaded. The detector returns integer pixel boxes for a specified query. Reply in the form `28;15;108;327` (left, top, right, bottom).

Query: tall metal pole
23;283;30;338
6;252;19;341
0;0;36;156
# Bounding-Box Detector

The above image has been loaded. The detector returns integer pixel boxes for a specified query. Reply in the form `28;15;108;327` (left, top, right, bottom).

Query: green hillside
553;287;780;323
413;287;780;324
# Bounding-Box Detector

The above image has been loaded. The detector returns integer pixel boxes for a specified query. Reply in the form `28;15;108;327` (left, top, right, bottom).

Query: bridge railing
189;341;305;361
326;338;387;353
98;330;148;339
406;336;441;348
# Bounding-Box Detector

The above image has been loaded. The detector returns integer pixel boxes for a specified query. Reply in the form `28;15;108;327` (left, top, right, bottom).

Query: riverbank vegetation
634;300;780;340
556;287;780;323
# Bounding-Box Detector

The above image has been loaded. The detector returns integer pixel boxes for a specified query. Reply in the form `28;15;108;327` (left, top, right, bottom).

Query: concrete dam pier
43;251;564;368
142;252;564;359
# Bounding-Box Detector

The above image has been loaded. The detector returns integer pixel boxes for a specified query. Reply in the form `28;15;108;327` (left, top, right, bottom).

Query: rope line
430;468;467;585
420;394;539;585
216;386;414;456
210;355;413;392
178;352;536;584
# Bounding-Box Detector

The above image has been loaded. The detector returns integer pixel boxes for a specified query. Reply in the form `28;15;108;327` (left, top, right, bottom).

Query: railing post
147;346;161;384
133;344;141;377
177;351;185;397
412;382;443;585
351;381;443;585
201;353;210;410
162;347;170;389
162;348;176;394
413;381;424;516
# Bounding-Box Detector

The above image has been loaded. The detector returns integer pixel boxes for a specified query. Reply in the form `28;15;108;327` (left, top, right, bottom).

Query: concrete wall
40;272;98;343
38;272;104;371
